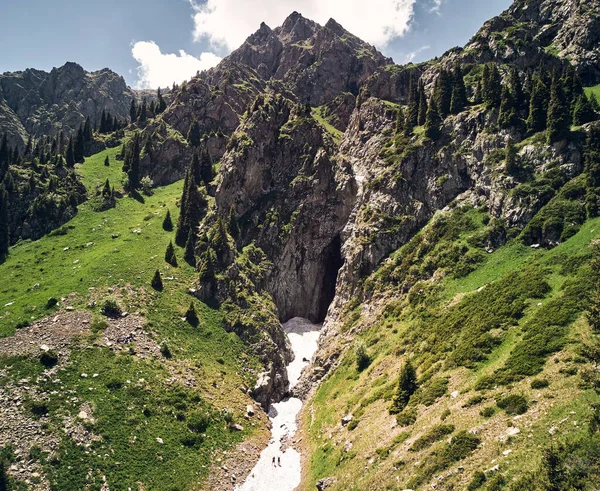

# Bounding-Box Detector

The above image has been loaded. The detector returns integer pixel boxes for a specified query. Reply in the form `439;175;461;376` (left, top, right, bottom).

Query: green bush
39;351;58;368
101;297;122;318
463;395;484;408
160;342;172;359
530;378;550;389
355;341;371;372
467;470;486;490
187;411;211;433
480;406;496;418
496;394;528;415
410;424;455;452
106;379;123;390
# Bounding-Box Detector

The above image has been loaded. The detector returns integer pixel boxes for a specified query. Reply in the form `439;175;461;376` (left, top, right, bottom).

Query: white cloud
403;45;430;64
430;0;444;14
190;0;417;51
131;41;222;89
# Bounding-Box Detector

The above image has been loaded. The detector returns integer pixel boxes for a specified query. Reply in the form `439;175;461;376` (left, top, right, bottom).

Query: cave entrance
316;235;344;322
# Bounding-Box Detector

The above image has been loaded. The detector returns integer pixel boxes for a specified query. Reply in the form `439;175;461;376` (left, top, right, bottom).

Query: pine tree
84;117;93;142
450;65;467;114
138;99;148;123
498;84;517;128
165;241;178;266
482;63;502;108
505;139;519;176
228;204;240;240
0;185;8;263
157;87;167;114
424;99;442;140
100;110;107;133
508;67;525;109
434;69;453;118
102;178;111;197
104;155;110;166
65;137;75;167
199;149;213;187
417;83;427;126
573;94;596;126
176;169;207;246
590;93;600;114
130;99;138;123
585;125;600;218
184;229;196;267
191;153;202;186
151;269;163;291
473;79;483;104
188;121;201;147
185;302;199;326
547;73;571;144
527;76;549;134
407;73;419;127
74;126;85;163
126;132;141;190
390;360;418;414
395;106;405;135
162;209;173;231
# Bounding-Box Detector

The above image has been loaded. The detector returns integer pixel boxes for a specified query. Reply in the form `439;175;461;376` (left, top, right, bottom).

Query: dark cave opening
317;234;344;323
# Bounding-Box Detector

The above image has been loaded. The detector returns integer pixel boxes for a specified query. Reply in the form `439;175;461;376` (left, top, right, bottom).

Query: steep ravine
237;318;322;491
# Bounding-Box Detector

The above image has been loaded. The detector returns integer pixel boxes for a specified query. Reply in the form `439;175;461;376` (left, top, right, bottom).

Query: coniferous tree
100;110;107;133
390;360;418;414
84;117;93;142
74;126;85;163
547;73;571;144
138;99;148;123
417;83;427;126
199;149;213;187
395;106;405;135
228;204;240;241
165;241;178;266
573;94;596;126
473;79;483;104
104;155;110;166
130;99;138;123
527;76;549;134
151;269;163;291
508;67;525;110
585;125;600;218
450;65;467;114
184;229;196;267
505;139;520;176
407;73;419;127
162;209;173;231
0;185;8;263
498;84;517;128
0;135;8;182
185;302;199;326
191;153;202;186
482;63;502;108
188;121;201;147
590;93;600;114
402;109;413;137
125;133;141;189
434;69;453;118
65;137;75;167
102;178;111;197
157;88;167;114
424;99;442;140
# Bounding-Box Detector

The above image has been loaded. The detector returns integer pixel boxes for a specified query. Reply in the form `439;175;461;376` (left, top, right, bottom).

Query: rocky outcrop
227;12;392;105
215;94;356;323
0;62;135;147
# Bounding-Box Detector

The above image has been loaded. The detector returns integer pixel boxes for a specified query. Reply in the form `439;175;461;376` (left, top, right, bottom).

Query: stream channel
237;317;322;491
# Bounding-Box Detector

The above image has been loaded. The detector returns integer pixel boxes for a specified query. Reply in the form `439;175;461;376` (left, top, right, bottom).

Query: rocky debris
316;477;337;490
0;311;92;357
230;424;244;432
246;405;255;417
341;414;353;426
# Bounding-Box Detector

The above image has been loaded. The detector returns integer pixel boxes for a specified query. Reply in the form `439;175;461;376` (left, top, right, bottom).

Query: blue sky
0;0;512;88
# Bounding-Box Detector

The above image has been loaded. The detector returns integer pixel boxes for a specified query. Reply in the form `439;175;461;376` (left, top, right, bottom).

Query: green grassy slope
0;147;264;490
301;205;600;491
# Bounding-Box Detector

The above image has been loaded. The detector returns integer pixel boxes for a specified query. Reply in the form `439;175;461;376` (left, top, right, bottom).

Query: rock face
0;62;135;147
215;95;356;323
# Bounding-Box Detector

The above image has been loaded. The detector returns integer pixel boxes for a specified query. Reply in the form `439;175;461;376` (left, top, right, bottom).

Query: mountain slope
0;62;135;147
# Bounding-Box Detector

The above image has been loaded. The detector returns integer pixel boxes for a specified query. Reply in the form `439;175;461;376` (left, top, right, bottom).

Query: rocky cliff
0;62;136;147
